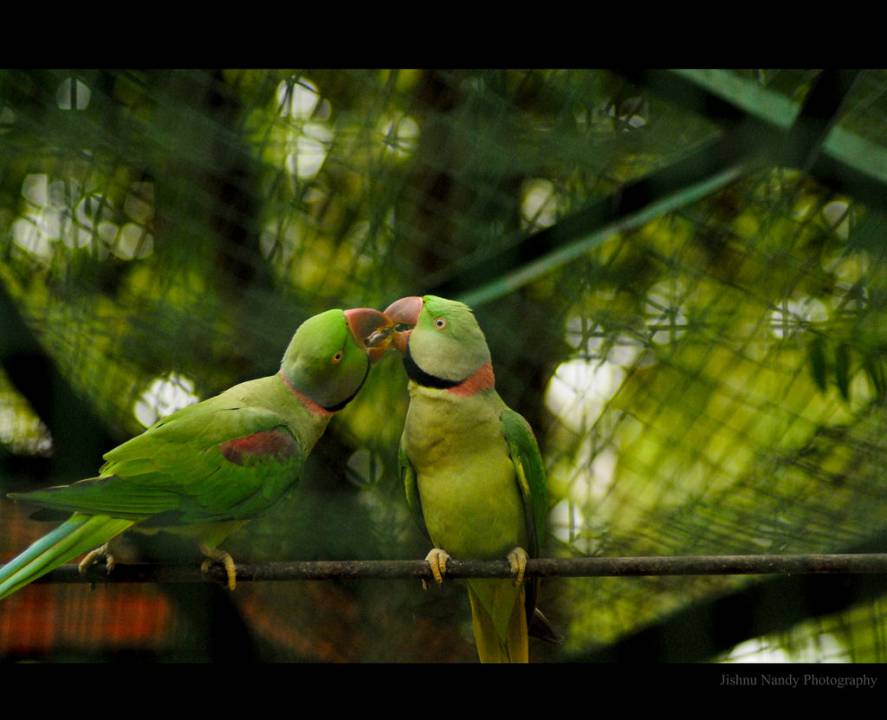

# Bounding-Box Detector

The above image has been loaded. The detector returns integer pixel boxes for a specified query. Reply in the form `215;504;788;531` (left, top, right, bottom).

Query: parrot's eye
435;318;447;330
331;351;343;364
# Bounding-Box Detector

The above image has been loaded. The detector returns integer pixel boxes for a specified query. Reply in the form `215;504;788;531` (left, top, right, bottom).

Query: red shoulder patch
219;430;299;466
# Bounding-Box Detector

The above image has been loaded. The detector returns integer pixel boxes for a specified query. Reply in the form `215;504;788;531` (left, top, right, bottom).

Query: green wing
500;406;548;625
399;432;431;542
500;407;548;559
11;397;304;525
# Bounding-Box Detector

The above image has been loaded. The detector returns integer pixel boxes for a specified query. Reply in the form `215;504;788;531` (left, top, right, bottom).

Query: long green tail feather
0;513;134;600
468;583;528;663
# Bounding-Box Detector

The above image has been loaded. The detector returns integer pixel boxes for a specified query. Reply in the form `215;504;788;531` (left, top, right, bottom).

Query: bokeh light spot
134;373;200;428
56;78;91;110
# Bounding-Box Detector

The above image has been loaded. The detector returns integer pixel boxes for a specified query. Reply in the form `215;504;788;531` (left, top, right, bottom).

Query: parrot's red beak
344;308;391;363
382;296;423;354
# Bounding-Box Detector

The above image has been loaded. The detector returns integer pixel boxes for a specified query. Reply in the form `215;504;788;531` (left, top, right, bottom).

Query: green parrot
381;294;553;663
0;307;390;600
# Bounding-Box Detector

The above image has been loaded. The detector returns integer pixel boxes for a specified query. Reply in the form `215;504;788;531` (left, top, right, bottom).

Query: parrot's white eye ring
331;351;343;364
435;318;447;330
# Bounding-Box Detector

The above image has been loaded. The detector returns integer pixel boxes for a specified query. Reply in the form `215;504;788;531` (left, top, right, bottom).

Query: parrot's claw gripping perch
78;543;115;576
200;545;237;591
423;547;451;589
507;546;529;587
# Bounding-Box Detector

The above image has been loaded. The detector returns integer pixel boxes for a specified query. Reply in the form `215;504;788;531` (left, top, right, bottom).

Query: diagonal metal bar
431;68;870;309
426;69;766;306
679;68;864;176
672;69;806;129
30;553;887;587
432;140;754;307
637;69;862;170
658;69;887;211
617;69;756;127
780;69;860;171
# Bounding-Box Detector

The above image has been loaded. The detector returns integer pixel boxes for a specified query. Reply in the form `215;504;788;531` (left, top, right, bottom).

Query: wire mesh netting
1;69;886;662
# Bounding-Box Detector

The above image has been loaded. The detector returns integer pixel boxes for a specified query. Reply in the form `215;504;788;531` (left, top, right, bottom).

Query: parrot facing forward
0;307;390;600
381;294;553;663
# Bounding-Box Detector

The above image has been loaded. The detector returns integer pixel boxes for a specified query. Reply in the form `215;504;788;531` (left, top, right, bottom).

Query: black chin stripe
323;358;371;412
403;344;463;389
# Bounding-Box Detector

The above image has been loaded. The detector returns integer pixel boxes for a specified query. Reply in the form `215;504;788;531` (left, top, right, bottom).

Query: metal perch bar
30;553;887;586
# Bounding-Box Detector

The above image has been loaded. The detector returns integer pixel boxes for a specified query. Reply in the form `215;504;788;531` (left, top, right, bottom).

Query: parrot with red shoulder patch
381;294;556;662
0;307;390;598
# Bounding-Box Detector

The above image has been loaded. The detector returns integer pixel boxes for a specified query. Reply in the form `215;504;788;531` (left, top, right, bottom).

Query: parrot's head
281;307;390;412
381;295;492;387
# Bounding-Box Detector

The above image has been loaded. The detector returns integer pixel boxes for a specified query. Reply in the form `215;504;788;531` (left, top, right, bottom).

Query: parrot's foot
507;546;529;586
78;543;115;576
423;547;451;589
200;545;237;591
